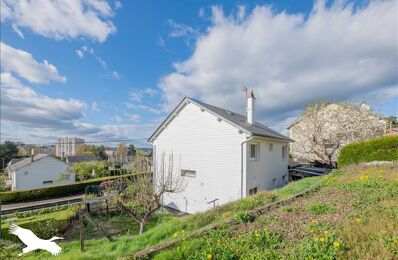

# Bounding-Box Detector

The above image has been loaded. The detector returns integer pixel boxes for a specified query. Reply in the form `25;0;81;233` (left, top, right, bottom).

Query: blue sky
1;0;397;147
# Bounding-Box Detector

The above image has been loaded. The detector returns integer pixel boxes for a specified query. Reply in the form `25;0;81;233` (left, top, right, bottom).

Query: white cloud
126;113;141;122
126;103;163;115
129;91;143;102
91;102;100;111
1;42;66;84
76;49;84;58
199;7;205;18
159;1;398;125
113;115;123;123
112;70;122;79
0;72;84;128
167;19;199;38
144;88;158;97
11;24;24;38
115;1;123;10
1;0;117;42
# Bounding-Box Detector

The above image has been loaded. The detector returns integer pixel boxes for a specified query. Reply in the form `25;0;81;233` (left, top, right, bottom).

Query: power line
13;138;150;146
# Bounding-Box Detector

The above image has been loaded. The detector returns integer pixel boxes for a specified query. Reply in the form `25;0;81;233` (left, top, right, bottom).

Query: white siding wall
246;138;289;195
153;102;246;213
13;157;75;191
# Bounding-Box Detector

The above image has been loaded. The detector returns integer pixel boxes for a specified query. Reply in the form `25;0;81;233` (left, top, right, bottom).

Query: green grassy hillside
3;176;324;259
153;163;398;259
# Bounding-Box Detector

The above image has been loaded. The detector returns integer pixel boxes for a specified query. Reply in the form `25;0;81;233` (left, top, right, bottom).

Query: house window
181;169;196;177
249;143;259;160
23;171;28;175
269;143;273;152
249;187;258;196
282;146;287;159
273;178;277;186
282;175;288;181
43;180;53;185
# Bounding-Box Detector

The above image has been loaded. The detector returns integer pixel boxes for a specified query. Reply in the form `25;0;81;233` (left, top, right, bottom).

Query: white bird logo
9;224;63;256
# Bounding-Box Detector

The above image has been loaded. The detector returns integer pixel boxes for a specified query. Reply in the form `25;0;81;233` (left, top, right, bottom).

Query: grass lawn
153;163;398;260
2;175;324;259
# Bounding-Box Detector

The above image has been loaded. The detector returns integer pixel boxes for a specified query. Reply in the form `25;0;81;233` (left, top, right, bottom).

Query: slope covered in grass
153;163;398;260
3;176;324;259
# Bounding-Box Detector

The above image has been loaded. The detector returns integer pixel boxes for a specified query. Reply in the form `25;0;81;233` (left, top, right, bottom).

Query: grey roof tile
190;98;292;142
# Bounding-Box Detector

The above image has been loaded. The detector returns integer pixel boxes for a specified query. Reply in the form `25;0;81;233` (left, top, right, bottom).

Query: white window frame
282;146;287;160
249;143;260;160
181;169;196;178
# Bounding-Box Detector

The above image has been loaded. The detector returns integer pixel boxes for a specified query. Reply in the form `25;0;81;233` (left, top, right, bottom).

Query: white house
6;154;75;191
148;90;292;213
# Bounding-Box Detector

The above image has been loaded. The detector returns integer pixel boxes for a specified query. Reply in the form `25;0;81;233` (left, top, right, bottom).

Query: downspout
241;136;254;199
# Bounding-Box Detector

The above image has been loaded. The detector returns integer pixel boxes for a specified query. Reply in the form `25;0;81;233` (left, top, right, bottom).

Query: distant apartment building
55;137;85;157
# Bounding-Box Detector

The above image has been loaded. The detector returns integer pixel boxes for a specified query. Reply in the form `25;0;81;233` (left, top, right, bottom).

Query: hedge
0;172;146;203
337;136;398;167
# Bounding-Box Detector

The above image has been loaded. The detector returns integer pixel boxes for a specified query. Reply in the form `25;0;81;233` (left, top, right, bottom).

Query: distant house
149;90;292;213
6;154;75;191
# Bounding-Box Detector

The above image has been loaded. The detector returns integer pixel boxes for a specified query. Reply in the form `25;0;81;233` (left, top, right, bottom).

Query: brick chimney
247;90;255;125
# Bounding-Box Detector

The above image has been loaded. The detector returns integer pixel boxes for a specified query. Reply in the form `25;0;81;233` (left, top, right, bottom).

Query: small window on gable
249;187;258;196
249;143;259;160
269;143;273;152
181;169;196;177
282;146;287;159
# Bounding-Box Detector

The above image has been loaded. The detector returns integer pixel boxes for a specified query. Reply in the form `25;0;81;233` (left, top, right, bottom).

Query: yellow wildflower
355;218;362;223
263;227;268;231
207;254;213;260
359;175;369;181
255;232;260;237
319;237;325;242
323;230;329;235
173;232;178;238
310;229;315;234
311;220;318;224
314;237;319;241
333;241;340;248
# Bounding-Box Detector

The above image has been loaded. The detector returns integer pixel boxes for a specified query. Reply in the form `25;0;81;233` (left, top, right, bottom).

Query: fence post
0;200;2;239
79;208;84;252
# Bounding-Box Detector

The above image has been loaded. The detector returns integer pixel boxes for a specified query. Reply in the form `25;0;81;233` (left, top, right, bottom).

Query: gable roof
148;97;292;143
7;154;64;172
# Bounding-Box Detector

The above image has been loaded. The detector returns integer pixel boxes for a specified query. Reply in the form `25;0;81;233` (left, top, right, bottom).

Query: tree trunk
139;221;145;235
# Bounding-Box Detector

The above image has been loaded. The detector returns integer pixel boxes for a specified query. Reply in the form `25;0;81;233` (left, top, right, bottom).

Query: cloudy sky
1;0;397;147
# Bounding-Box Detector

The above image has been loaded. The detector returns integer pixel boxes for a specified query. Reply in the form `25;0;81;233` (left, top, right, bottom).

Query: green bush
234;211;253;223
308;203;336;215
337;136;398;167
0;173;144;203
70;161;109;181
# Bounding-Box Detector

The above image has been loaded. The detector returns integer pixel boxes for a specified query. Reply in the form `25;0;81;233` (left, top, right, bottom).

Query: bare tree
290;102;386;166
111;153;185;235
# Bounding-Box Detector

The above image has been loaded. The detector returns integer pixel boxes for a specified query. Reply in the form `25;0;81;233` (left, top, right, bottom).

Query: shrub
0;173;144;203
234;211;253;223
337;136;398;167
308;203;336;215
